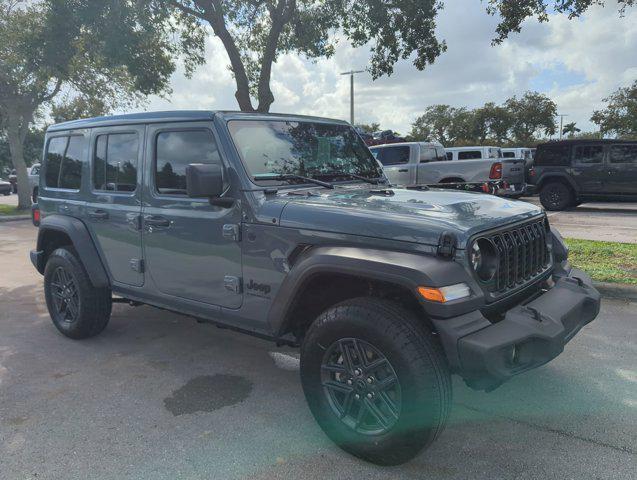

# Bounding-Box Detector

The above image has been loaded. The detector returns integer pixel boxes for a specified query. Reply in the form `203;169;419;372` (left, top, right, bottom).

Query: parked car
8;168;17;193
502;147;534;166
365;129;406;146
0;178;11;195
29;163;40;202
528;139;637;210
370;142;526;197
445;146;503;161
30;111;600;466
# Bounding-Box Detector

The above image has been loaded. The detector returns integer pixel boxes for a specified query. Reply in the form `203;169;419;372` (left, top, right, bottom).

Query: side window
573;145;604;165
155;130;221;195
446;152;453;161
609;145;637;164
93;133;139;192
535;145;571;166
44;137;68;188
378;146;410;166
458;150;481;160
502;151;515;158
44;135;86;189
30;165;40;175
420;148;436;163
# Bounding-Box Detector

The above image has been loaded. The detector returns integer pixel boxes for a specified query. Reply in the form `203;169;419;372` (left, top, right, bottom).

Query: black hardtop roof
537;139;636;148
47;110;350;132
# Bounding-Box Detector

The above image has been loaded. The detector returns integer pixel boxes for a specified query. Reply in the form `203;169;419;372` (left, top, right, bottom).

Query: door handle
398;169;408;173
88;209;109;220
144;215;171;228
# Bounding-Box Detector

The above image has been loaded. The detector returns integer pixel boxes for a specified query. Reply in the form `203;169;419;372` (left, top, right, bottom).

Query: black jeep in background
529;139;637;210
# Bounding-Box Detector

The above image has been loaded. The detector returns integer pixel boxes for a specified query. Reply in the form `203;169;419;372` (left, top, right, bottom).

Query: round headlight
471;238;498;282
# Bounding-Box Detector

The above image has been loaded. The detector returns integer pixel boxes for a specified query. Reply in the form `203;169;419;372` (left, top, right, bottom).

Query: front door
570;144;606;193
606;144;637;194
141;122;243;308
85;125;144;287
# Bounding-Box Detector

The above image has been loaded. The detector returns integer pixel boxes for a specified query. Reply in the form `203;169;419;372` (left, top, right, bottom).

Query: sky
139;1;637;137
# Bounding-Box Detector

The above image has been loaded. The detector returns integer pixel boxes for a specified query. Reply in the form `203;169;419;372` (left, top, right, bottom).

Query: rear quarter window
378;146;410;166
44;135;86;189
609;144;637;164
458;150;481;160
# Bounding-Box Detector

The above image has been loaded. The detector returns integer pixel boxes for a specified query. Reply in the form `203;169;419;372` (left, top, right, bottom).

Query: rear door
606;143;637;194
141;122;243;308
85;126;144;287
571;143;606;193
501;159;526;187
376;145;413;185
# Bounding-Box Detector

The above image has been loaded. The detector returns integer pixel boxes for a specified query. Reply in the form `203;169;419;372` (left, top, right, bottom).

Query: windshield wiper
314;172;384;185
253;173;334;189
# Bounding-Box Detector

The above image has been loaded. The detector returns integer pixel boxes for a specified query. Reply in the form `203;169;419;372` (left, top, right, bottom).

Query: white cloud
136;1;637;138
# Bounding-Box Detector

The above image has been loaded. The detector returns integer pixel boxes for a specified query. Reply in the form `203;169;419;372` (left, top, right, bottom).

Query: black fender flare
537;173;579;193
34;215;110;288
268;246;483;337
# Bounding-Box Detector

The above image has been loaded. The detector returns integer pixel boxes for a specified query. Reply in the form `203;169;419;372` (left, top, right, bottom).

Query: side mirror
186;163;224;198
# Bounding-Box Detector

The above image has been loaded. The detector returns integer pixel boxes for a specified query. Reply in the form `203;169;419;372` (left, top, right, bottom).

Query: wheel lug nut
346;379;353;386
367;393;374;399
354;369;362;376
366;377;373;384
354;394;360;400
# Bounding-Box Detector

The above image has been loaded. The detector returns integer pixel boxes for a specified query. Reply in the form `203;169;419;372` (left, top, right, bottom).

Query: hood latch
437;231;457;259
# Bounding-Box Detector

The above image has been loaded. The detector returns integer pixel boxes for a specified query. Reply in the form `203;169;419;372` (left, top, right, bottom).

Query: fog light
417;283;471;303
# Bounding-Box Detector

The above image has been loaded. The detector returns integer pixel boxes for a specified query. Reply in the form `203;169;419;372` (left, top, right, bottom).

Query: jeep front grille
489;218;551;293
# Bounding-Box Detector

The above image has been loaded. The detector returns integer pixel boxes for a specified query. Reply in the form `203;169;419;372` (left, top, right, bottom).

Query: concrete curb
594;282;637;302
0;215;30;223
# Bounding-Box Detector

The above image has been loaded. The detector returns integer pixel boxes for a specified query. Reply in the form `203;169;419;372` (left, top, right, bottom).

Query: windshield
228;120;382;183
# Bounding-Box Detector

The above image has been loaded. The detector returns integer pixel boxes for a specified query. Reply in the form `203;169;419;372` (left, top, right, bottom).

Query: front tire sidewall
301;299;450;465
540;182;574;211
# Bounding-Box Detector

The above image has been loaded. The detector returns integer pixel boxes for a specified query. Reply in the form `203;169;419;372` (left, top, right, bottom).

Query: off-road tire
539;181;574;211
44;247;112;339
300;297;451;466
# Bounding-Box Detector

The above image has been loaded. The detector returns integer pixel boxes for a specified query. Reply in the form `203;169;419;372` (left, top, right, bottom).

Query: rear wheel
539;181;574;211
44;247;112;339
300;298;451;466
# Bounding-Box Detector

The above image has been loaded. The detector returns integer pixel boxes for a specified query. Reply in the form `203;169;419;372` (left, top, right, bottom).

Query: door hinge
130;258;144;273
224;276;242;294
222;224;241;242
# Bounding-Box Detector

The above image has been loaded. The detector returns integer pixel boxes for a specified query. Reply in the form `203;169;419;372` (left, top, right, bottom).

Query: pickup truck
370;142;526;197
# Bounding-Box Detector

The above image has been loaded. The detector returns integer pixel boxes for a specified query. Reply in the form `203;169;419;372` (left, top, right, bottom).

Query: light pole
558;113;569;140
340;70;365;125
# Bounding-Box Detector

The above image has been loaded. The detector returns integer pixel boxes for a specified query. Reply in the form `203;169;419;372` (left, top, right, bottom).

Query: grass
0;204;25;216
564;238;637;285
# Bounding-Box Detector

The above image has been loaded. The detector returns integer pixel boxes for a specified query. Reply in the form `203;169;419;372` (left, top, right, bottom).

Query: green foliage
486;1;635;44
50;96;110;124
158;0;446;111
562;121;581;138
591;80;637;138
0;127;45;173
565;238;637;285
409;92;556;147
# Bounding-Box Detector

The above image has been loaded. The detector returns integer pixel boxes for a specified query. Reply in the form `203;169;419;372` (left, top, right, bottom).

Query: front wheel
44;247;112;339
300;298;451;465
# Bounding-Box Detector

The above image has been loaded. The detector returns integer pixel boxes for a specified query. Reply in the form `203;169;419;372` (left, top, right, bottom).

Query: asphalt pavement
1;221;636;479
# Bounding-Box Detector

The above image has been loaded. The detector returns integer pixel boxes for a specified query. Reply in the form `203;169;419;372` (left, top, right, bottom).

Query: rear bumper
498;183;526;197
433;267;600;391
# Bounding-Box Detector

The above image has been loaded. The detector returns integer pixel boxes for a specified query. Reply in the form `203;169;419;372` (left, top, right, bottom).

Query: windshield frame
226;118;384;188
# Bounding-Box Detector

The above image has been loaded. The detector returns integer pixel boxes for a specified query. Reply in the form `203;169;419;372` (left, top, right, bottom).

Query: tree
505;92;557;144
562;122;581;138
410;105;458;145
50;96;111;124
0;0;202;209
355;123;381;133
486;0;635;44
472;102;512;144
155;0;446;112
591;80;637;138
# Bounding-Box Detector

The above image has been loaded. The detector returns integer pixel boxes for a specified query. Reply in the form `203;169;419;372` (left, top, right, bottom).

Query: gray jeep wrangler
30;111;600;465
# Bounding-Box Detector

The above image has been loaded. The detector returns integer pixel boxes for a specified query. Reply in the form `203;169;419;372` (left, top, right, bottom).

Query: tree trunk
6;113;32;210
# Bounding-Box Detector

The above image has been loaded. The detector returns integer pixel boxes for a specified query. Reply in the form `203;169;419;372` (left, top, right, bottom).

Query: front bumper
432;267;600;391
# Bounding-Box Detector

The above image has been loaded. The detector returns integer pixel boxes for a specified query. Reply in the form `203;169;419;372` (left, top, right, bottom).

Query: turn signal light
417;283;471;303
